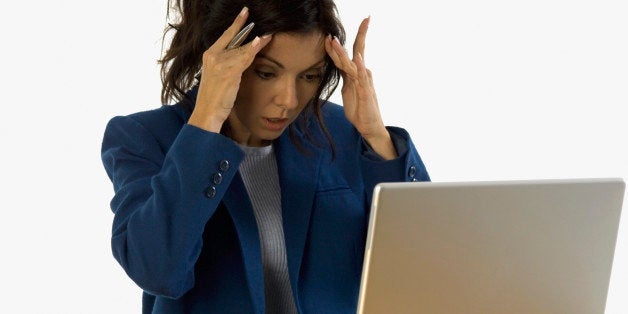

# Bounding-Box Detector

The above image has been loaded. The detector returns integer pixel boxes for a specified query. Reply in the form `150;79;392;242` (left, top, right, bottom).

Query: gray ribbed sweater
238;144;298;314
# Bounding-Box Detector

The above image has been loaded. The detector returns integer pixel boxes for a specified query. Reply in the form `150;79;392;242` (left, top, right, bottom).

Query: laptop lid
358;178;625;314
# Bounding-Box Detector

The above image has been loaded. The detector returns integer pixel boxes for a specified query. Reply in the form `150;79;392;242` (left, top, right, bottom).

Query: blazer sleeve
101;115;244;298
359;126;430;204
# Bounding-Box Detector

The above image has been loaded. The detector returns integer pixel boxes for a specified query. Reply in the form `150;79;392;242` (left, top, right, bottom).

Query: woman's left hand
325;17;397;159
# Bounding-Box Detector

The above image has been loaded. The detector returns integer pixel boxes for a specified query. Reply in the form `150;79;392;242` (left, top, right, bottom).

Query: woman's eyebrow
307;61;327;70
256;54;326;70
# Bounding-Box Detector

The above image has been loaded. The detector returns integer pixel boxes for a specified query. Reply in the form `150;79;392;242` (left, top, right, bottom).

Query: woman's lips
262;117;289;131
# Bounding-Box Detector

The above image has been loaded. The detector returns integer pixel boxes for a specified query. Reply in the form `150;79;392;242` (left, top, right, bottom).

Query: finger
215;34;272;73
355;52;369;86
324;37;351;87
330;36;358;79
245;34;273;58
210;7;250;52
325;35;342;68
353;16;370;59
201;34;271;79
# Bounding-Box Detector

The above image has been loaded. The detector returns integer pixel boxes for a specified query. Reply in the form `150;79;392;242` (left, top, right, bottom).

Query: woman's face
229;31;327;146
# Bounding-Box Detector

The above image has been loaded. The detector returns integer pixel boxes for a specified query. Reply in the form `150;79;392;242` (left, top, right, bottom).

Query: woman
101;0;430;312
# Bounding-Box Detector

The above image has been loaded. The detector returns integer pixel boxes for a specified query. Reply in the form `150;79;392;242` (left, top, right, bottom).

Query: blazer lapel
222;173;265;314
275;129;322;297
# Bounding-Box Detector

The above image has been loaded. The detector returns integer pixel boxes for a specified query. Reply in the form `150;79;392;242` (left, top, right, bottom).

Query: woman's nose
273;79;299;110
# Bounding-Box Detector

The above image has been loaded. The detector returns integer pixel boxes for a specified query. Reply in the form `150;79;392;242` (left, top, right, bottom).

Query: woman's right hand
188;7;272;133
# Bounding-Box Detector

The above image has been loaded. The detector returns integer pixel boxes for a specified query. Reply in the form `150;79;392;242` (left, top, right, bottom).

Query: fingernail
261;33;272;40
251;36;260;48
333;36;341;45
239;7;248;17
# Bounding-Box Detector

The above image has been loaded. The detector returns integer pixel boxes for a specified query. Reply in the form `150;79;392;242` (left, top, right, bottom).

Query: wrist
363;128;397;160
188;111;225;133
362;126;389;144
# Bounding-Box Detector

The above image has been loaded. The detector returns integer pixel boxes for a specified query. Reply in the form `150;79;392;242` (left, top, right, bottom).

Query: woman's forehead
257;32;326;69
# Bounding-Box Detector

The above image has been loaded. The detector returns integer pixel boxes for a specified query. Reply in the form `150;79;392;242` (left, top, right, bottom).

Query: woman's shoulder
320;101;344;118
315;101;361;146
103;104;189;151
107;104;188;133
319;101;353;132
125;104;188;127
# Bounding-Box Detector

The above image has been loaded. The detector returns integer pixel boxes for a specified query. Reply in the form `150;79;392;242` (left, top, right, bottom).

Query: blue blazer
101;95;430;313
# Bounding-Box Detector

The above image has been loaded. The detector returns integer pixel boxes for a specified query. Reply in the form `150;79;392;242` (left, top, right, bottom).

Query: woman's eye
255;71;275;79
302;73;322;82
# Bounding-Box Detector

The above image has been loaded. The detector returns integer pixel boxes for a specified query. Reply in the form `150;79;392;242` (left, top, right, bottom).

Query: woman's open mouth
263;117;289;131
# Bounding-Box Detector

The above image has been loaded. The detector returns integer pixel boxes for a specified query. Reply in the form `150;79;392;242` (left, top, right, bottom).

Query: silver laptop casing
358;178;625;314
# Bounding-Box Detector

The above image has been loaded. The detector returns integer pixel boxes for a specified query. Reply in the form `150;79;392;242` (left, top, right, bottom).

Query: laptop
358;178;625;314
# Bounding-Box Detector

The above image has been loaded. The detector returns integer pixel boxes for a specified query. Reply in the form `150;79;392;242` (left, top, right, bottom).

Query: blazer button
412;178;419;182
205;186;217;198
408;165;417;178
219;160;230;172
212;172;223;185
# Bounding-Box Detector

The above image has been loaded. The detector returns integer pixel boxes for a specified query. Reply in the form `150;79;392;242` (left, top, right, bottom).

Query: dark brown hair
159;0;346;151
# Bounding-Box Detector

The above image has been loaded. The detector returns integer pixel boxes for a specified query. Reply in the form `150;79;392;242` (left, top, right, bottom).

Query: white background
1;0;626;313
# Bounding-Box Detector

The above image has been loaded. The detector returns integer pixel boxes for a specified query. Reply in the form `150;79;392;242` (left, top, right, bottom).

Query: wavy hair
159;0;346;152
